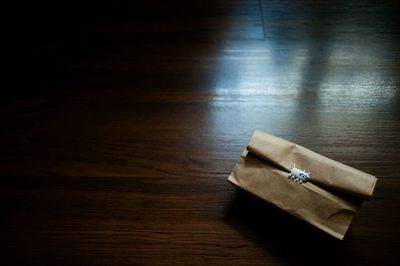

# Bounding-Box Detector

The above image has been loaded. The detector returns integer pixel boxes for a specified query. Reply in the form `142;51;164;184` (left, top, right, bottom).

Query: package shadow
225;189;352;265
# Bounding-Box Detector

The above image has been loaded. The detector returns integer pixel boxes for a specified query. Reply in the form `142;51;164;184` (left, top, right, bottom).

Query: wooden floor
2;1;400;265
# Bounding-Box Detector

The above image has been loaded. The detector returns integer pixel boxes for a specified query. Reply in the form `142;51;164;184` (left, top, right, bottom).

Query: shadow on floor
224;189;355;265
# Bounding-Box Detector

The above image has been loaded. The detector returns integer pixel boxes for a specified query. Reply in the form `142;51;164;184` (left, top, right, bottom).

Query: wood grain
1;0;400;265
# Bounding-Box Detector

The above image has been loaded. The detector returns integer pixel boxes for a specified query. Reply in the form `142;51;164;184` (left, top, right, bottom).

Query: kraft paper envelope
228;130;377;240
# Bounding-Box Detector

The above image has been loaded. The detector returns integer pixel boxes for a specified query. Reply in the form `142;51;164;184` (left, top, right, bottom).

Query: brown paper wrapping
228;130;377;240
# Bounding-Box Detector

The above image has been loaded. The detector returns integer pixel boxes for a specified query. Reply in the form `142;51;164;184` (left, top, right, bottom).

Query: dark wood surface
2;1;400;265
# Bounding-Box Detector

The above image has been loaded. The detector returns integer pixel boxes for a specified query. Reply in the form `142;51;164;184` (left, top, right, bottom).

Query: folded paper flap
228;153;360;240
247;130;377;199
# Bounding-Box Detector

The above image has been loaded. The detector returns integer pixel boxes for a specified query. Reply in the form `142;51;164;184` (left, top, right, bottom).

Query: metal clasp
289;164;310;184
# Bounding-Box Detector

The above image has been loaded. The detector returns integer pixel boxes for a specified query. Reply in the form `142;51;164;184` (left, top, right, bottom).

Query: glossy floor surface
2;1;400;265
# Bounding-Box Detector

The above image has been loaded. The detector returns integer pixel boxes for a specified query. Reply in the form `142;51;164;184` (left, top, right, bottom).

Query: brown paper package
228;130;377;240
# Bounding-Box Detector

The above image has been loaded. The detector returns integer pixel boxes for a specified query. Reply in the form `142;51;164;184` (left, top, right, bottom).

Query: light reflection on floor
208;0;398;162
